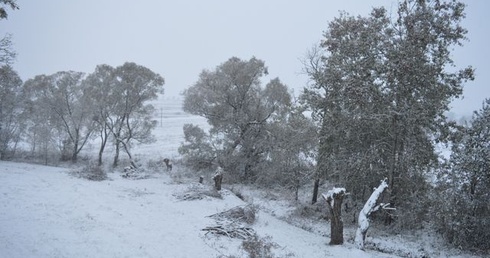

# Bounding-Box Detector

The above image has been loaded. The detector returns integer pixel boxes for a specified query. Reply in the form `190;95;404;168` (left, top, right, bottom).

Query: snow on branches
322;188;347;208
322;187;347;245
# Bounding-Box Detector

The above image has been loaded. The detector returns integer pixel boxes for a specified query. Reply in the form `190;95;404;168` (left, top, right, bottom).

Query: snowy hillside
0;160;398;258
0;96;479;258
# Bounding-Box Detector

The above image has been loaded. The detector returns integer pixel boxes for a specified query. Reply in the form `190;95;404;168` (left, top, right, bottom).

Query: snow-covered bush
241;235;278;258
71;161;107;181
174;184;222;201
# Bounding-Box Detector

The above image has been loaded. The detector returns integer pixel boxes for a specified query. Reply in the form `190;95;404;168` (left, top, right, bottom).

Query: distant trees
23;71;94;162
180;57;316;186
19;62;164;165
434;99;490;251
303;0;474;226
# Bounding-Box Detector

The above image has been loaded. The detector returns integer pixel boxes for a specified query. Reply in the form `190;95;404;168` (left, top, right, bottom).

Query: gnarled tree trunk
323;187;346;245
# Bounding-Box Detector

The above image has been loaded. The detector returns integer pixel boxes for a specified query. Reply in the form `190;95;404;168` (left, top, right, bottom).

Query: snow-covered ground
0;96;480;258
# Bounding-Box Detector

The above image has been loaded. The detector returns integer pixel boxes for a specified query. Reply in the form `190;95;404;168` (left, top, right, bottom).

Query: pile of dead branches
208;205;257;224
202;225;255;240
202;205;258;239
173;184;222;201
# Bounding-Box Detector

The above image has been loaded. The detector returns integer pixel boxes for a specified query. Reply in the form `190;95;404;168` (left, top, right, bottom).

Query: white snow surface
0;96;480;258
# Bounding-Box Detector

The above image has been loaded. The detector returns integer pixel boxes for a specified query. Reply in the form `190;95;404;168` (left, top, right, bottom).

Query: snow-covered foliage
0;65;23;160
322;187;346;208
181;57;316;186
434;99;490;252
23;70;91;162
303;0;474;228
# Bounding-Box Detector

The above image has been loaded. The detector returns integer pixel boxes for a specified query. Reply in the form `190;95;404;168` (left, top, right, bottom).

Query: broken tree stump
323;187;347;245
213;168;223;191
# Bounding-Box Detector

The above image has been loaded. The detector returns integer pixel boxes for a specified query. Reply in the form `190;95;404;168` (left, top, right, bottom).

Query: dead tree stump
323;188;346;245
213;168;223;191
163;158;172;171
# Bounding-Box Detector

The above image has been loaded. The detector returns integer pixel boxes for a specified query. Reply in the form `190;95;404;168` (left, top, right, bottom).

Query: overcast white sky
1;0;488;116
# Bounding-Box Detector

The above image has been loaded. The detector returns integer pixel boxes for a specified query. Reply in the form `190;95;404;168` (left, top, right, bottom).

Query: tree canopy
181;57;316;185
303;0;474;226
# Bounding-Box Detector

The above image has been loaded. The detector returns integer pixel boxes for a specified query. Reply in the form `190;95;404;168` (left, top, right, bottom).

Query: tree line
0;63;164;166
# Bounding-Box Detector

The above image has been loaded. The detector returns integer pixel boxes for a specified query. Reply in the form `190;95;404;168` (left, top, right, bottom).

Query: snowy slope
0;160;400;258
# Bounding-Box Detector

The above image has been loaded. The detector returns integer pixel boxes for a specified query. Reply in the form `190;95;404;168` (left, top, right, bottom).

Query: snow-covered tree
183;57;278;180
178;124;216;171
0;0;18;20
0;34;15;65
23;71;94;162
0;2;21;158
111;62;164;167
85;62;164;167
82;64;116;166
434;99;490;252
182;57;315;184
0;65;23;159
303;0;474;226
259;104;317;199
0;1;18;65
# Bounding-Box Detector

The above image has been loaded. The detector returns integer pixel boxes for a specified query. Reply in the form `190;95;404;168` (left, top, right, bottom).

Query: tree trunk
97;124;109;166
120;140;137;168
213;168;223;191
98;135;107;166
294;178;300;201
355;179;389;250
72;140;78;163
323;188;346;245
312;178;320;204
385;115;399;225
113;141;120;167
